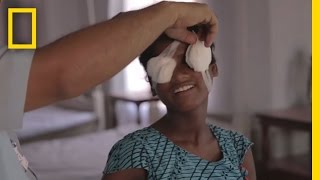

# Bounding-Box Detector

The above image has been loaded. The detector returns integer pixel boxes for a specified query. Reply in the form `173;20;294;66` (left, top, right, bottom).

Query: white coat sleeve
0;46;35;130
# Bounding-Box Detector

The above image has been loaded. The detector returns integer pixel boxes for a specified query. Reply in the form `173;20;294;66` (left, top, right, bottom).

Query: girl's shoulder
208;124;253;165
209;125;249;140
109;127;154;150
104;127;155;175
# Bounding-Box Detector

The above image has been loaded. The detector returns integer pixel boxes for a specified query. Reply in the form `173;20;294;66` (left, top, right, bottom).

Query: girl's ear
209;63;218;78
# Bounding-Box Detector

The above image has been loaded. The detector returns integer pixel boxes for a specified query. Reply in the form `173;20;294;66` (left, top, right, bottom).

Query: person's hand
164;2;218;47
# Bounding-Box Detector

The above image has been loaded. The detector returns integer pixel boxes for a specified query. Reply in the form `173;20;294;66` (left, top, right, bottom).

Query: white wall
205;0;273;137
206;0;274;115
206;0;236;114
0;3;5;47
0;0;40;46
269;0;311;108
0;0;46;47
268;0;311;158
206;0;311;158
0;0;112;47
41;0;90;46
207;0;311;112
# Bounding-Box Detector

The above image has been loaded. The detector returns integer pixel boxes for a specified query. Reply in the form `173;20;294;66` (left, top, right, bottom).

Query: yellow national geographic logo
8;8;37;49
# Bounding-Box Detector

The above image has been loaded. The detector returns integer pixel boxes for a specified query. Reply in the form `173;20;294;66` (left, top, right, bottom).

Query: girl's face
151;41;217;112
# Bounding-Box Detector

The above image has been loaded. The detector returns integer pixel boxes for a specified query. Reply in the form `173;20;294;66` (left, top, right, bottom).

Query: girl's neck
152;102;211;143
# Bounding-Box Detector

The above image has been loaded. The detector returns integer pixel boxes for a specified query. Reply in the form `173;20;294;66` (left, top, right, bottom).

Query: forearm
43;2;175;94
25;2;176;111
25;1;218;111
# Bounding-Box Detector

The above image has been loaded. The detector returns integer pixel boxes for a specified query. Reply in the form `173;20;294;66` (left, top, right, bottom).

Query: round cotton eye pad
186;39;213;91
146;41;180;84
186;40;212;71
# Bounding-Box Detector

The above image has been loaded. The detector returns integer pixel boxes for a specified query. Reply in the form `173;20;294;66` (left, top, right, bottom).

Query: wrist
157;1;178;28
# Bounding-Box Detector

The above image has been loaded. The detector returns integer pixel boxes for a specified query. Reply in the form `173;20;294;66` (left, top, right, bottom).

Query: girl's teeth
174;85;194;93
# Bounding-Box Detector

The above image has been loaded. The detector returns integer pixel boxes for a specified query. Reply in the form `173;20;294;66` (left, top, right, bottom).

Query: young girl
102;28;256;180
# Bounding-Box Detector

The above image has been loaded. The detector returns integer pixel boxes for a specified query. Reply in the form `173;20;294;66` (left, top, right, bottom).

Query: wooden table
256;105;311;180
106;91;160;128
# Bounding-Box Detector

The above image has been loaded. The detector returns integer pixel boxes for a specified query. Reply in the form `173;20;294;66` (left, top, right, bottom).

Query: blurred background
0;0;311;180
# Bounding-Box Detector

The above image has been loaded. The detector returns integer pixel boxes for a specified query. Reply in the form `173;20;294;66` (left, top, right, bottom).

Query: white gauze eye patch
146;41;180;84
185;39;213;91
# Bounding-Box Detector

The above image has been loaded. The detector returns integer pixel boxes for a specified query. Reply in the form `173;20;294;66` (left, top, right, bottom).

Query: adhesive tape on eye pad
147;56;170;80
159;41;181;58
146;41;180;83
147;57;177;83
147;56;161;80
157;58;176;83
186;40;211;72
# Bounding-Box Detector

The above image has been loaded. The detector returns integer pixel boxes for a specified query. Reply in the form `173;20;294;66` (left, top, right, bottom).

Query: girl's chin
171;102;202;113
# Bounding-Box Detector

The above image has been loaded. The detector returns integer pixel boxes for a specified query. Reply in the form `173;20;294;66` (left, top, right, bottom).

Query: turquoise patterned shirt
104;125;253;180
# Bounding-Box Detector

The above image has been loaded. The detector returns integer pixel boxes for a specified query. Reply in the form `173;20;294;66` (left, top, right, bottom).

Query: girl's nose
171;64;191;83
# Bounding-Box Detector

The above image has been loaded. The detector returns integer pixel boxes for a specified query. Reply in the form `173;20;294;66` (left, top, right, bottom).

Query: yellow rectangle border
8;8;36;49
313;0;317;179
